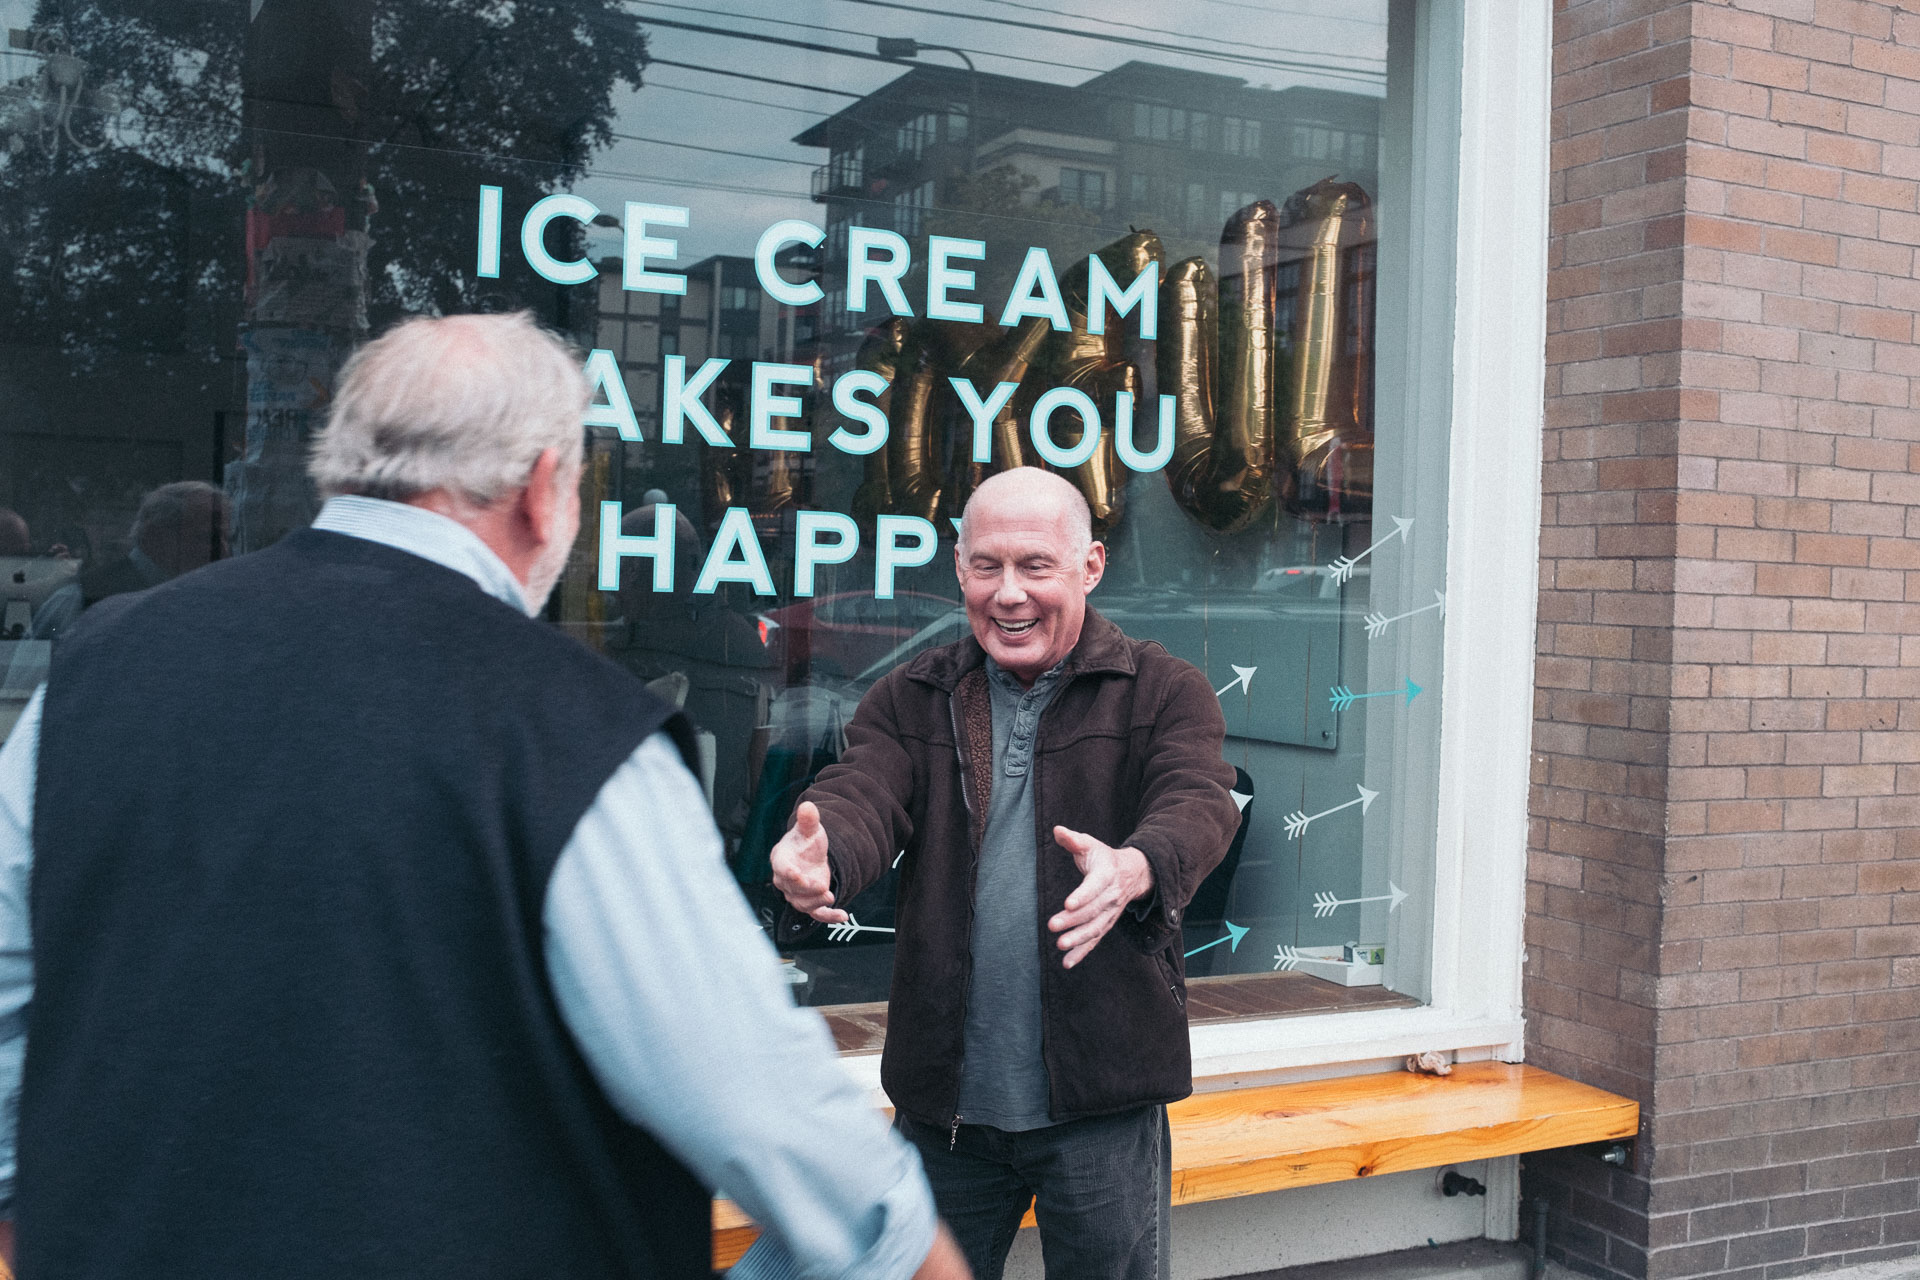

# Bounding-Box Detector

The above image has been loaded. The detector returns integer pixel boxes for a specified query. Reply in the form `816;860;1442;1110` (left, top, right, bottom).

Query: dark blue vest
24;529;709;1278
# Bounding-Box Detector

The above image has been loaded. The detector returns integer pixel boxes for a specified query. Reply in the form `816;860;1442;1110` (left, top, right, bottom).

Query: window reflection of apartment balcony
811;161;864;202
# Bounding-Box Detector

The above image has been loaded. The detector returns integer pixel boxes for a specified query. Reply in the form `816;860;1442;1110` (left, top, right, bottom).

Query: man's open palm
1048;827;1154;969
770;801;847;924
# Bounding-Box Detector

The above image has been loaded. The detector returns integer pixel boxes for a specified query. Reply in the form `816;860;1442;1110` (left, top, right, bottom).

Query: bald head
955;467;1105;686
958;468;1093;559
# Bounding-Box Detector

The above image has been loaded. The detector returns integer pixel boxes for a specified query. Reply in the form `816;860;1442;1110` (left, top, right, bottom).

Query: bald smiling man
772;467;1243;1280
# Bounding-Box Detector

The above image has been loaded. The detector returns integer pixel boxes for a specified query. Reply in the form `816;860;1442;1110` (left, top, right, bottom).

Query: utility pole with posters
229;0;373;554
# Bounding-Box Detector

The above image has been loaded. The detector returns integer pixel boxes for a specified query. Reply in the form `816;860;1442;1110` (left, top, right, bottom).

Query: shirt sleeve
28;586;78;641
0;688;44;1216
544;733;935;1280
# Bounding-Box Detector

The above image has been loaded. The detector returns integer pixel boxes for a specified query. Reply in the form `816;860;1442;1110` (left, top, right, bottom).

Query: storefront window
0;0;1452;1022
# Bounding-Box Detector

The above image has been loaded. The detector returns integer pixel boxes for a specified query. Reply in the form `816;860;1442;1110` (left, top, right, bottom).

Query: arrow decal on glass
1281;783;1379;840
1311;882;1408;919
1329;678;1423;713
1184;921;1249;959
1329;515;1411;585
826;915;896;943
1215;665;1256;699
1273;945;1303;972
1364;589;1445;640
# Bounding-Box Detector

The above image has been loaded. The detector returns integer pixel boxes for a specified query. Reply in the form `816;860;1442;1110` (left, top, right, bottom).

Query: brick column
1529;1;1920;1278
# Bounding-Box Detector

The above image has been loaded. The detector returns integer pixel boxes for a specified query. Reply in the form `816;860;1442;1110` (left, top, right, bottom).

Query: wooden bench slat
711;1062;1638;1269
1166;1063;1638;1203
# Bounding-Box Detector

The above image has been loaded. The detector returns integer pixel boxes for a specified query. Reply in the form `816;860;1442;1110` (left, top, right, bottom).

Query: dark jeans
898;1107;1171;1280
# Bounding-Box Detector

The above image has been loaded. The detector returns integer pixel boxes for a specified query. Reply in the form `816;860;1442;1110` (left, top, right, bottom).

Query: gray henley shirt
954;655;1069;1131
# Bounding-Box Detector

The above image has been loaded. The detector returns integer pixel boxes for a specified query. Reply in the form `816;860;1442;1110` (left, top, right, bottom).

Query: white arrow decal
826;915;897;943
1329;516;1411;585
1281;783;1379;840
1215;665;1257;699
1273;944;1304;972
1230;788;1252;814
1364;589;1445;640
1311;882;1409;919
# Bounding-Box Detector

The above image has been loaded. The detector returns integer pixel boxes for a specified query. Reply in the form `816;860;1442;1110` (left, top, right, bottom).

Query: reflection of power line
637;3;1380;90
647;56;864;98
609;129;818;167
1182;0;1388;22
632;11;912;65
858;0;1383;62
823;0;1385;75
648;0;1320;65
972;0;1389;32
645;79;836;118
632;4;1104;76
586;164;809;199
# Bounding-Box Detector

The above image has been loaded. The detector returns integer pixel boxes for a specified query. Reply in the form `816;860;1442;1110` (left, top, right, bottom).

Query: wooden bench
713;1061;1638;1268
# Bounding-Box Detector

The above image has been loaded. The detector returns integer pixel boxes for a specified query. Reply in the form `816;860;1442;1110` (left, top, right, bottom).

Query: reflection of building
794;60;1381;359
592;249;821;525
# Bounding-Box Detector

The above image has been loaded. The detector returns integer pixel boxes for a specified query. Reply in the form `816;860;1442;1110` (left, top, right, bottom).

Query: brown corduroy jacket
781;608;1241;1129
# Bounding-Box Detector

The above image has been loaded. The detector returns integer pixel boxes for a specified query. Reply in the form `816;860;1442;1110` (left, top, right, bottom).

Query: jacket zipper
947;691;978;1151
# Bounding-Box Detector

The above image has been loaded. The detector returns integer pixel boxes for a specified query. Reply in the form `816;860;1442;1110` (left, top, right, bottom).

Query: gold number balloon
1163;177;1375;532
827;175;1377;539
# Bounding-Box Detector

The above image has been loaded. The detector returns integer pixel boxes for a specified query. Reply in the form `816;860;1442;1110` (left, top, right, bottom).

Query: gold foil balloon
1162;177;1376;531
850;317;911;526
1163;201;1281;534
950;229;1162;534
849;230;1162;538
830;189;1375;542
1277;178;1374;521
699;388;797;521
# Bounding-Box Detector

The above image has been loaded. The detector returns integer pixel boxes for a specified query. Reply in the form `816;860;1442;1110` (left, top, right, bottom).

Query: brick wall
1529;1;1920;1278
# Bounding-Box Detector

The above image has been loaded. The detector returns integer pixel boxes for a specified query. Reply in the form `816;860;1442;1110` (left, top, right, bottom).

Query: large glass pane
0;0;1449;1021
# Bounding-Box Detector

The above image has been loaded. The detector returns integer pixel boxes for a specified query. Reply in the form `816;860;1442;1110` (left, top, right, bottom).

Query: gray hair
309;311;587;505
957;467;1094;557
131;482;227;543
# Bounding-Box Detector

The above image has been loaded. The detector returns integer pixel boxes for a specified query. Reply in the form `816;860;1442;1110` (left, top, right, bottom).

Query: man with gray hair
771;466;1242;1279
28;481;232;639
0;311;965;1279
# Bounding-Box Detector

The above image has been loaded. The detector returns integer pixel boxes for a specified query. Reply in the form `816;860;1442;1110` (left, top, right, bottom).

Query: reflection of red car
761;591;961;680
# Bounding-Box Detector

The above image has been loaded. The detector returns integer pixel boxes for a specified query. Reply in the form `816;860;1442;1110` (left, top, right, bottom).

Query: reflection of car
762;590;962;679
1254;563;1365;598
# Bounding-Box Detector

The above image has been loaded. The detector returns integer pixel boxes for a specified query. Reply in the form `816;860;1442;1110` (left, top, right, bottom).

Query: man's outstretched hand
769;801;847;924
1048;827;1154;969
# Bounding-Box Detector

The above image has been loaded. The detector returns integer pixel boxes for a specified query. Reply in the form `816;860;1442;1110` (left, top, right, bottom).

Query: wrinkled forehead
959;505;1084;561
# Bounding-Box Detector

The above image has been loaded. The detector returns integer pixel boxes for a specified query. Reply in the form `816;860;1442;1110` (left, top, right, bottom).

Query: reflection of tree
0;5;245;368
0;0;650;367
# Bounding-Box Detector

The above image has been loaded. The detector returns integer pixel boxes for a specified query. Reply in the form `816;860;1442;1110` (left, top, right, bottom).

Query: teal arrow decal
1184;920;1249;959
1329;678;1423;712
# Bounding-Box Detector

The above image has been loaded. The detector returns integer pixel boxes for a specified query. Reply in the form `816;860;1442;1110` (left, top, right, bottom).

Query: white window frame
837;0;1550;1095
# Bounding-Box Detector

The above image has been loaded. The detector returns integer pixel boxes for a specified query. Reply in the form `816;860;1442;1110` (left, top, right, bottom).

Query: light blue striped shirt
0;496;934;1280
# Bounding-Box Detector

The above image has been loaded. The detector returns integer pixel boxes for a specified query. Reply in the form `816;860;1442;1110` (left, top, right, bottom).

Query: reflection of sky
0;0;36;72
577;0;1388;262
0;0;1387;264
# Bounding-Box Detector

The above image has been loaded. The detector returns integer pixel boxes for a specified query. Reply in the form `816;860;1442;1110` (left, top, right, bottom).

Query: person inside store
0;512;27;560
0;311;967;1280
28;480;232;640
770;465;1242;1280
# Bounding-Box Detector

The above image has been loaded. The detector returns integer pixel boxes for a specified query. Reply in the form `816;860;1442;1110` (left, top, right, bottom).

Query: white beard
523;528;573;616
